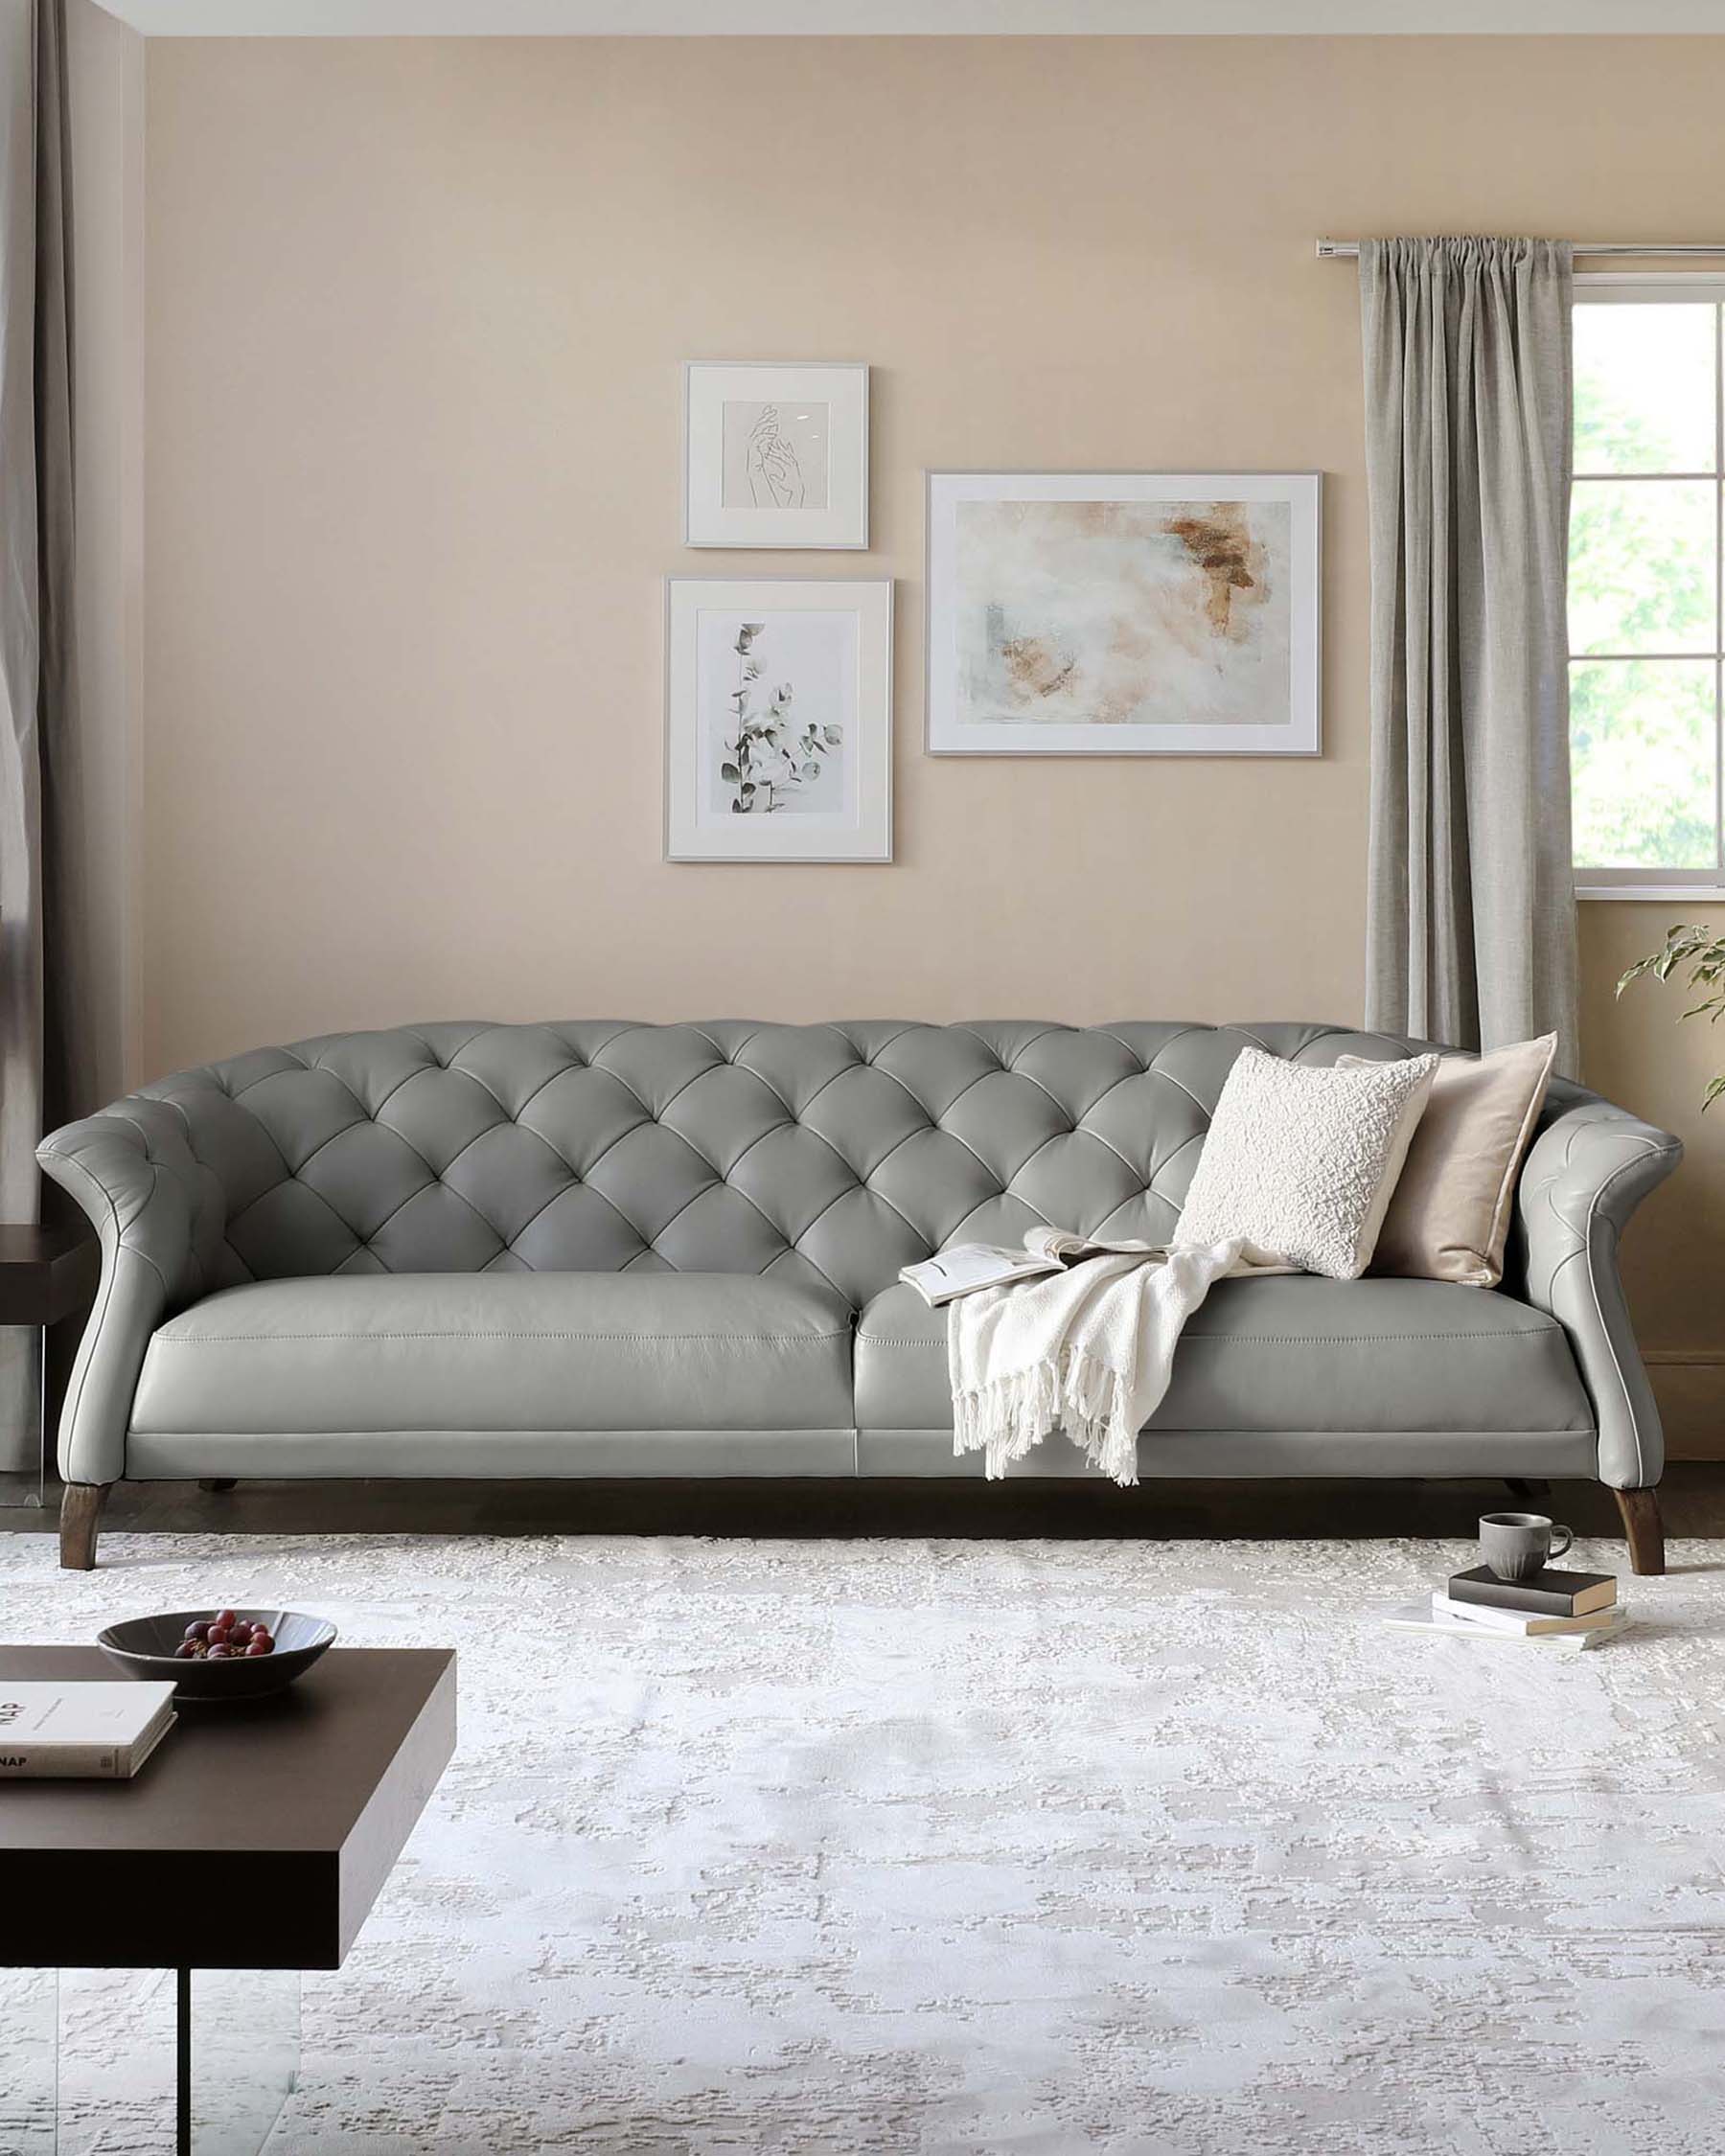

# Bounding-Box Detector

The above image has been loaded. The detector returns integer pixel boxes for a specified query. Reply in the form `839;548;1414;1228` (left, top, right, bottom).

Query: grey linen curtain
1;0;81;1473
1359;237;1580;1076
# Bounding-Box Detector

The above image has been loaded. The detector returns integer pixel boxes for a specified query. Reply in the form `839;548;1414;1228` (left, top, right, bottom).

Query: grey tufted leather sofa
37;1020;1682;1573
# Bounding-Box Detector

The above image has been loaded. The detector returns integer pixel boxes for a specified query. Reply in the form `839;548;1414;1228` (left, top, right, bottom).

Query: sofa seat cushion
132;1273;854;1435
855;1274;1593;1435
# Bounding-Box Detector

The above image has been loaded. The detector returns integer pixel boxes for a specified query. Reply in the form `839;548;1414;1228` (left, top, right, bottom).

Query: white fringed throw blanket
948;1238;1268;1486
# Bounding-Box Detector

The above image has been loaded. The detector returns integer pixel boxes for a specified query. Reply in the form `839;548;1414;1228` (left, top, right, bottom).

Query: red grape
167;1605;291;1672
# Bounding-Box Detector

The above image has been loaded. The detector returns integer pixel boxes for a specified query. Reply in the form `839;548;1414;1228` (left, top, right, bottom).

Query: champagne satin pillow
1337;1034;1557;1288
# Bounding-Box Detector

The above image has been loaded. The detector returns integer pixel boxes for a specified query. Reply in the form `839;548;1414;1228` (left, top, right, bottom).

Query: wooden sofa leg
59;1483;111;1571
198;1479;237;1494
1614;1487;1666;1577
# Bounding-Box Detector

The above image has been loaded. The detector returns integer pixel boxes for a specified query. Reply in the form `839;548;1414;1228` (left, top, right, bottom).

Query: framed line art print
926;470;1322;755
684;362;869;549
665;580;893;862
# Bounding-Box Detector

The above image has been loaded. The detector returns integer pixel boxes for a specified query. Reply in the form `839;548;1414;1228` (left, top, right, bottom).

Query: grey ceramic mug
1480;1511;1574;1582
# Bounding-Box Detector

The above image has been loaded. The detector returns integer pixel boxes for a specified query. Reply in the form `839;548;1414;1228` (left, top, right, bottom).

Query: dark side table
1;1645;456;2152
0;1223;99;1507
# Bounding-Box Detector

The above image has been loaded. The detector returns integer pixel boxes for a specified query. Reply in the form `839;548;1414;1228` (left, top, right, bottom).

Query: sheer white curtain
1360;237;1580;1076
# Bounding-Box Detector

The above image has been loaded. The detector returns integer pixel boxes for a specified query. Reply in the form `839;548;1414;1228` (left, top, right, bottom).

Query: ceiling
88;0;1725;34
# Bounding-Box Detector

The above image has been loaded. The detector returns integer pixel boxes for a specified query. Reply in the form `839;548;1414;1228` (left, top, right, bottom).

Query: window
1571;282;1725;893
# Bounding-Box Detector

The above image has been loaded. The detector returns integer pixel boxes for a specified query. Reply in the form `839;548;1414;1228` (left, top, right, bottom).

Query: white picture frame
665;580;893;862
684;362;869;549
926;470;1322;755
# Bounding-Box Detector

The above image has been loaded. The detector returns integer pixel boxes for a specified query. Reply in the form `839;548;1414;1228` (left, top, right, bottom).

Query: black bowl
97;1609;337;1702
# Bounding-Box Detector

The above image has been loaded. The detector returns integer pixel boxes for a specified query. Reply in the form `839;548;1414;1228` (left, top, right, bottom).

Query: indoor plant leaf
1620;923;1725;1109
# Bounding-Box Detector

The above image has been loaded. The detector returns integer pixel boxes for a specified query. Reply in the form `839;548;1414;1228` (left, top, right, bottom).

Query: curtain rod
1317;240;1725;260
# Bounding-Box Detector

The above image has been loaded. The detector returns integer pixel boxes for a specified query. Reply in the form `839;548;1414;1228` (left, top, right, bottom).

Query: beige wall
141;34;1725;1443
68;0;145;1111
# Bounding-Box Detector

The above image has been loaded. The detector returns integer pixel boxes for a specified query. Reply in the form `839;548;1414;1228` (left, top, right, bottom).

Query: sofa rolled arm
1512;1087;1683;1492
36;1102;227;1486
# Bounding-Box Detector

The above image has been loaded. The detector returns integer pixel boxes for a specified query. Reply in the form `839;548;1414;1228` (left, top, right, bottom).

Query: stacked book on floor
1386;1566;1627;1651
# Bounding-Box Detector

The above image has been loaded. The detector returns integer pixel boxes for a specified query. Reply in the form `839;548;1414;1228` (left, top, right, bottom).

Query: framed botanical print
665;580;892;862
683;362;869;549
926;470;1322;755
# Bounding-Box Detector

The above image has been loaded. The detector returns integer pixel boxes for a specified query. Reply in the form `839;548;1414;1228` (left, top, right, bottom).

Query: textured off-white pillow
1336;1034;1556;1288
1174;1045;1440;1280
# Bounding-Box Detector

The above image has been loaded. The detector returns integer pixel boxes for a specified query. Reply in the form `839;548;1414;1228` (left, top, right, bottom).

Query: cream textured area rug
3;1530;1724;2155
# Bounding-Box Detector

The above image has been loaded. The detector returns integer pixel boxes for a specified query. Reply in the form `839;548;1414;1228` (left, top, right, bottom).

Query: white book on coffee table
0;1680;177;1778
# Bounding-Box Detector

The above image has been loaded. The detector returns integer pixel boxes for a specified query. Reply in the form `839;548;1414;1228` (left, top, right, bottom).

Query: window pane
1574;302;1716;474
1571;658;1718;868
1569;478;1716;654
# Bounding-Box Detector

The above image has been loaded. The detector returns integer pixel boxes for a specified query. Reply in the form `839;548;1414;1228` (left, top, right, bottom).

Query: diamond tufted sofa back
102;1020;1450;1313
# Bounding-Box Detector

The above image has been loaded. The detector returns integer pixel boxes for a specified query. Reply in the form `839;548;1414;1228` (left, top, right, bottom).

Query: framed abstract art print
926;470;1322;755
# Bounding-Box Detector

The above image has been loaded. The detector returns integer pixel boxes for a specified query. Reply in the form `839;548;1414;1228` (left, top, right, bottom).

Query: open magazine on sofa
900;1227;1162;1307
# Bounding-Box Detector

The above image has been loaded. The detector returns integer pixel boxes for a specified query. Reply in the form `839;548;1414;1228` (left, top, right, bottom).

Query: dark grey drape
1360;237;1579;1077
1;0;83;1473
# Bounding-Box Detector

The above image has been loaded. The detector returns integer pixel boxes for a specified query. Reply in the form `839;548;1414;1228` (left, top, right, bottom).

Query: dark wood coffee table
1;1645;455;2152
